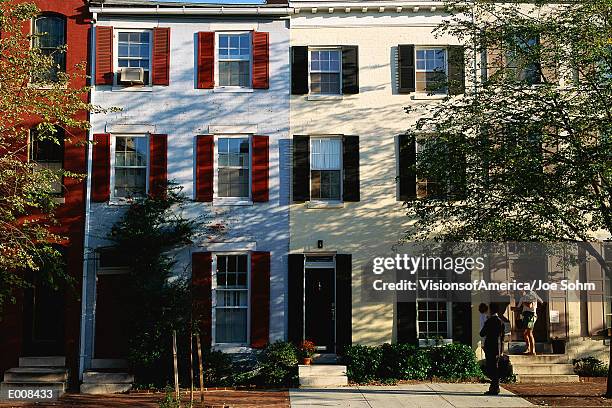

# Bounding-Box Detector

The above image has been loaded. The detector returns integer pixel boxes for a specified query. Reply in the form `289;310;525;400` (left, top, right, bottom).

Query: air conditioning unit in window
119;67;144;84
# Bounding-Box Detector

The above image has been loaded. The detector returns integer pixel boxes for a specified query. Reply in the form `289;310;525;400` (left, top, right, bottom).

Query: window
33;15;66;81
217;137;250;199
310;138;342;201
415;139;441;199
415;48;447;94
29;127;64;195
506;37;540;84
310;49;341;95
113;135;148;198
218;33;251;87
417;301;450;339
117;31;151;85
215;254;249;344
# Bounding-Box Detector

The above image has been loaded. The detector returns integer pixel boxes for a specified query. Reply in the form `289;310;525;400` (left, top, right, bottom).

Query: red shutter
250;251;270;348
152;27;171;86
192;252;212;347
196;135;214;202
197;32;215;89
252;135;269;202
95;26;114;85
149;134;168;198
252;31;269;89
92;134;110;202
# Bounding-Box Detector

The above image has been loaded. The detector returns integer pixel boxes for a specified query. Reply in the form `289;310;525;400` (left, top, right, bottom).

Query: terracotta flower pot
302;357;312;365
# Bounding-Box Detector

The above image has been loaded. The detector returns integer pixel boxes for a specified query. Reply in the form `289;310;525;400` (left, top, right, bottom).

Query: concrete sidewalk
290;384;534;407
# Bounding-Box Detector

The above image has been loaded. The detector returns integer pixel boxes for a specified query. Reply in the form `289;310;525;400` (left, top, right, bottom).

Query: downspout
78;11;97;382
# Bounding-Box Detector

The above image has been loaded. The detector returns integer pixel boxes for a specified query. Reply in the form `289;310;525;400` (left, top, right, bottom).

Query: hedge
342;343;483;384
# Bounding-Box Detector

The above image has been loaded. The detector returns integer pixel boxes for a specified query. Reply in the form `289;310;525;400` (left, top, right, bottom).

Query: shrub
429;343;483;381
377;343;431;381
573;357;609;377
158;387;180;408
343;344;382;383
201;349;233;386
256;341;299;386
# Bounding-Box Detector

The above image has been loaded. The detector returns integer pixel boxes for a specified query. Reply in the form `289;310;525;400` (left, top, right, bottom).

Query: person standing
518;290;544;355
480;303;505;396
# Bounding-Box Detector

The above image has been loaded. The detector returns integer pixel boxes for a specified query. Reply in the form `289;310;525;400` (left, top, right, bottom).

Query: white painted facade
81;5;291;374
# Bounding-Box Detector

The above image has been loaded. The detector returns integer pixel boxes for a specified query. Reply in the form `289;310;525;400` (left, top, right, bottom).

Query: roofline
89;4;292;16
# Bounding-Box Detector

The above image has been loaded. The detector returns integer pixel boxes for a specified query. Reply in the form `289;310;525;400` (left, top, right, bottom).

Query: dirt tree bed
505;381;612;407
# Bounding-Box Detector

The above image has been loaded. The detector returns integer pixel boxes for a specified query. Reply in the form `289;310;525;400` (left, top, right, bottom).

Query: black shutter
397;302;417;344
291;46;309;95
342;135;360;202
335;254;352;353
293;135;310;202
398;44;415;93
448;45;466;95
288;254;305;344
342;46;359;94
398;134;417;200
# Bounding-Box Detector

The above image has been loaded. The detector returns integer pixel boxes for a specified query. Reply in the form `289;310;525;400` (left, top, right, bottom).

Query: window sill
213;87;254;93
111;85;153;92
107;197;144;206
307;94;343;101
306;201;345;209
29;83;68;90
52;197;66;204
411;93;447;100
213;199;253;206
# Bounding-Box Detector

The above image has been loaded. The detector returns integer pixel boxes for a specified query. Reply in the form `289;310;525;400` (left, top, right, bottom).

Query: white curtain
311;138;341;170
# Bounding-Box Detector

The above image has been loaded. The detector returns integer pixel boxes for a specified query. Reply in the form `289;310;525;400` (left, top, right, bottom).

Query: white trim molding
202;241;257;252
208;124;258;134
105;123;157;134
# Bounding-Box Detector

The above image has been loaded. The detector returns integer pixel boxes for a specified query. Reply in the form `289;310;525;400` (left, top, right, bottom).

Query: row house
0;0;90;392
80;0;291;391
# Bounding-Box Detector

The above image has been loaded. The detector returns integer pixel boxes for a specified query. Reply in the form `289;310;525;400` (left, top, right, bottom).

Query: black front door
22;281;65;356
305;268;335;352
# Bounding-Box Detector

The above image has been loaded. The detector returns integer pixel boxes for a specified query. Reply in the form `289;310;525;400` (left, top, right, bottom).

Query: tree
403;0;612;394
0;0;106;310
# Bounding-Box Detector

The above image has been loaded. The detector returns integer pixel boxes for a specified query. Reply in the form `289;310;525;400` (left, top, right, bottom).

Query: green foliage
158;387;180;408
0;0;110;311
429;343;483;381
255;341;299;387
573;357;609;377
107;186;199;386
343;343;482;384
201;349;233;386
343;344;383;384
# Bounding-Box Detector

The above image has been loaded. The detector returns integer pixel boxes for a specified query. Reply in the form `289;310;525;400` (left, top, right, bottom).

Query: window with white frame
117;31;151;85
417;268;450;339
415;48;447;94
218;33;251;87
309;49;341;95
113;135;148;198
215;254;249;344
217;137;250;199
33;14;66;82
310;138;342;201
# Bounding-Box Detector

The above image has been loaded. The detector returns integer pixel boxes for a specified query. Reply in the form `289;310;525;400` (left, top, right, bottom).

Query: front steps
298;364;348;387
0;356;67;399
80;360;133;394
510;354;579;383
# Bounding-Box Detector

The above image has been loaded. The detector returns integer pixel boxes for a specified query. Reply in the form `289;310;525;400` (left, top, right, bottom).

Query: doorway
22;279;65;356
304;256;335;353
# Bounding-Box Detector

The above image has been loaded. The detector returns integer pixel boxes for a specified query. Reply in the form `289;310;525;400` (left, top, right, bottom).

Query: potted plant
551;337;566;354
299;340;316;365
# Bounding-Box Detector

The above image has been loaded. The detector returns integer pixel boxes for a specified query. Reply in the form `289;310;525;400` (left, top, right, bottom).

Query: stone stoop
298;365;348;387
80;371;134;394
0;356;68;399
510;354;579;383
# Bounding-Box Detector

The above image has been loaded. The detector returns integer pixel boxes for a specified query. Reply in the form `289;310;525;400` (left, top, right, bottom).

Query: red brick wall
0;0;90;391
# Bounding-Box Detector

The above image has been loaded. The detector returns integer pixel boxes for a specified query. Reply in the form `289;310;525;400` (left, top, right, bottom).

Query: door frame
303;254;337;352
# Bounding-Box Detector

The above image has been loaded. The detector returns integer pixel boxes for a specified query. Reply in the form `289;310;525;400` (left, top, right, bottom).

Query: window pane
310;72;340;95
215;308;247;343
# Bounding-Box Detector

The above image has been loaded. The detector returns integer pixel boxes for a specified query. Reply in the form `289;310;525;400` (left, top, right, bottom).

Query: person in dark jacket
479;303;505;396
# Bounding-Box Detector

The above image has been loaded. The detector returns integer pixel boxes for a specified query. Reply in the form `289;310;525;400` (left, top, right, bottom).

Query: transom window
310;138;342;201
218;33;251;87
217;137;250;199
29;127;64;195
113;135;148;198
310;49;341;95
117;31;151;84
415;48;447;94
33;15;66;81
215;254;249;344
